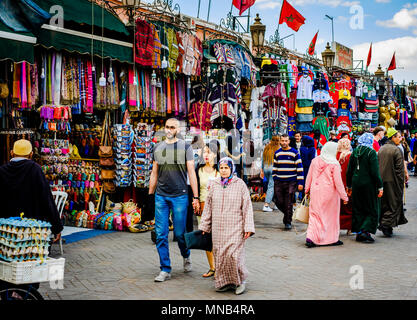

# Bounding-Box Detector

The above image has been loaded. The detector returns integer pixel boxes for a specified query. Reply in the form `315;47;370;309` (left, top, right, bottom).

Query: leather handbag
294;195;309;224
103;181;116;193
100;156;115;167
99;146;113;158
101;169;116;180
184;230;212;251
99;111;113;158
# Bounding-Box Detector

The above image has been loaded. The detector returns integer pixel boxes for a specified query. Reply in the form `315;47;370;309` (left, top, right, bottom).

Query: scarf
218;157;235;188
128;67;136;107
337;138;351;164
86;60;93;113
320;142;340;165
358;133;374;149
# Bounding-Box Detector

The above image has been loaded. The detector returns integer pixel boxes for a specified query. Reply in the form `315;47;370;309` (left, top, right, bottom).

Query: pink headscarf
337;138;352;164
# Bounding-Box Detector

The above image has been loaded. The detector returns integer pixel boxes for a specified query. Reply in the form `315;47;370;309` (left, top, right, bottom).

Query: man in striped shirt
273;134;304;230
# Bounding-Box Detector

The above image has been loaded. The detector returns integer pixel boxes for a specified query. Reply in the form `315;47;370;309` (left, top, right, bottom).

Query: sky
142;0;417;85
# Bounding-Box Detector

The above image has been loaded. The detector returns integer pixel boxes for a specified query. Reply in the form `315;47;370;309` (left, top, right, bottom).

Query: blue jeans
155;194;190;272
264;167;274;204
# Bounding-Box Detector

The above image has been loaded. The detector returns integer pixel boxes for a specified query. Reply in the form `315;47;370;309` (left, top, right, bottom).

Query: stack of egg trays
0;218;52;262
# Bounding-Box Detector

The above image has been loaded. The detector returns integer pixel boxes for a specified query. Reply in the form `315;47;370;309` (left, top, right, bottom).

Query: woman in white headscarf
305;142;349;248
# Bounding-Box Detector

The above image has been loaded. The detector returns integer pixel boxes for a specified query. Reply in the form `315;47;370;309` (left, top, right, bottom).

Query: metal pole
332;18;334;44
207;0;212;21
247;7;250;33
197;0;201;19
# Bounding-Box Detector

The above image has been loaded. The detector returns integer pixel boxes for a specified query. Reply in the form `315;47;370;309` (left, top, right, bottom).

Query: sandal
202;269;215;278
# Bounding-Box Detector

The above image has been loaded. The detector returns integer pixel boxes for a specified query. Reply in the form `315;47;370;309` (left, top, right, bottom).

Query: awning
34;0;129;36
37;25;133;63
0;21;36;63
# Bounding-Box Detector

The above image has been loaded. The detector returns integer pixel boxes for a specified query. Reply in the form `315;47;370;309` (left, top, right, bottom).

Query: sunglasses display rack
133;123;155;188
0;217;52;263
113;124;134;188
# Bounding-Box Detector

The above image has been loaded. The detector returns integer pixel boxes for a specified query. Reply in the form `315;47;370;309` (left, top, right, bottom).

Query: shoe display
184;257;192;273
154;271;171;282
262;205;273;212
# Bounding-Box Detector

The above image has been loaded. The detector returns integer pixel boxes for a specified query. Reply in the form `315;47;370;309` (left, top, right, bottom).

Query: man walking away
378;128;408;237
273;134;304;230
149;118;200;282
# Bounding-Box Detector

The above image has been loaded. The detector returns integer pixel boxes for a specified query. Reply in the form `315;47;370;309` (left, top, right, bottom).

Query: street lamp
250;14;266;56
374;64;385;79
325;15;334;44
113;0;141;28
321;42;335;71
409;80;416;98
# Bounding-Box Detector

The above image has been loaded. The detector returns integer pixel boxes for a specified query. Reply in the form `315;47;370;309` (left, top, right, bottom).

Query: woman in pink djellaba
305;142;349;248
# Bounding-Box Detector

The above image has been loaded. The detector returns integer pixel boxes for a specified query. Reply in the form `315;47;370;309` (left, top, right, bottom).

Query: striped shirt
273;148;304;185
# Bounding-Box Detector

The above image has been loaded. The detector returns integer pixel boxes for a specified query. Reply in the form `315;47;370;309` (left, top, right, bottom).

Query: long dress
378;141;408;228
336;152;353;230
199;177;255;289
305;157;348;245
346;146;383;234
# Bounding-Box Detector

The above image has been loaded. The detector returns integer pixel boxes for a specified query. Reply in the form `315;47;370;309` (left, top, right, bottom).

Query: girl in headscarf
346;133;383;243
337;138;353;233
305;142;349;248
199;157;255;295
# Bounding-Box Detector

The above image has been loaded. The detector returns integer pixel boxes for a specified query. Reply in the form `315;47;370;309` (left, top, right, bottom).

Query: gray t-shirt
153;139;194;197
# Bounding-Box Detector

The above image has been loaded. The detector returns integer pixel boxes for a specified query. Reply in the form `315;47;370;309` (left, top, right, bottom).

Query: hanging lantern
187;77;191;89
161;56;168;69
108;67;114;84
156;77;162;88
40;68;45;79
151;70;157;86
99;72;106;87
133;72;138;86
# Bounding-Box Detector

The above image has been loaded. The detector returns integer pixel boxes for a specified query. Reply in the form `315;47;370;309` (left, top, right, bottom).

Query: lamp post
374;64;385;79
250;13;266;56
321;42;335;72
409;80;416;98
325;15;334;44
113;0;141;28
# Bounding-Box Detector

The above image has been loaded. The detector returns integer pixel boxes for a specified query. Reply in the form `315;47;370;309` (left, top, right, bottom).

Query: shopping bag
294;195;309;224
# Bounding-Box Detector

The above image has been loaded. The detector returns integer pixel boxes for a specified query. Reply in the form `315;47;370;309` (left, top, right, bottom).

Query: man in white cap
0;139;63;240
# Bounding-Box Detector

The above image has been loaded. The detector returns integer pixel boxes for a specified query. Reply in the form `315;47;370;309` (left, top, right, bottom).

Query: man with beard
149;118;200;282
378;128;408;237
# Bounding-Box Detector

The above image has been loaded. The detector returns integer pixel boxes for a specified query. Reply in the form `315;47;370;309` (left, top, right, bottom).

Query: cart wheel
0;287;44;300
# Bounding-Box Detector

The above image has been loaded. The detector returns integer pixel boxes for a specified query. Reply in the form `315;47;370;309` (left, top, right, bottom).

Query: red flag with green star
279;0;306;32
308;31;319;55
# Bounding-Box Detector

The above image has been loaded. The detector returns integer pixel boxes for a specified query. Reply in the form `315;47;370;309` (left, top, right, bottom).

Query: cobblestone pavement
39;177;417;300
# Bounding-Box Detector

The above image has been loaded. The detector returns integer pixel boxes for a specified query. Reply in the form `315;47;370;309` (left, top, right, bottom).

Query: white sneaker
154;271;171;282
235;281;246;295
184;257;192;273
263;205;273;212
273;205;278;210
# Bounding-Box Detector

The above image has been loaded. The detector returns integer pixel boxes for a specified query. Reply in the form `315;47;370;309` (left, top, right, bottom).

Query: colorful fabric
135;19;153;67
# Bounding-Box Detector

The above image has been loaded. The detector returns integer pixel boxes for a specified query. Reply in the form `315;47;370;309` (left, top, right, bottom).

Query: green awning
36;27;132;63
34;0;129;36
0;21;36;63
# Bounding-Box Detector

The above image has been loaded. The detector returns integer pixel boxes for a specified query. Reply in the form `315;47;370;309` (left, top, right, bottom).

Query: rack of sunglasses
113;124;134;188
0;217;52;263
133;123;155;188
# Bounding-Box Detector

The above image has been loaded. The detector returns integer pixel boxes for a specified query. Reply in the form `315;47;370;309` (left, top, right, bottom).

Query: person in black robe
0;140;63;238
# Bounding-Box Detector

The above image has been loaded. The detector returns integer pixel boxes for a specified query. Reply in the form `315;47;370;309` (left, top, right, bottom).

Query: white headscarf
320;142;340;165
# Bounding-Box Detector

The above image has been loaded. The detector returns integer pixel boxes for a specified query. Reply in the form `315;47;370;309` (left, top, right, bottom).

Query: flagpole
276;0;284;43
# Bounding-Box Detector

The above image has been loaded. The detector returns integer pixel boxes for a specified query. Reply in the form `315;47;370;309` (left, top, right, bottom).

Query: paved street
40;177;417;300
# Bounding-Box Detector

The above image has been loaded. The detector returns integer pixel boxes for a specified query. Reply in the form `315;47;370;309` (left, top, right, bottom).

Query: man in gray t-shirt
149;118;200;282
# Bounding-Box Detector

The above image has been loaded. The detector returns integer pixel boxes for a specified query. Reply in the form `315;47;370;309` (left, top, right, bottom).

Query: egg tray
0;237;50;249
0;246;50;262
0;230;51;242
0;253;49;263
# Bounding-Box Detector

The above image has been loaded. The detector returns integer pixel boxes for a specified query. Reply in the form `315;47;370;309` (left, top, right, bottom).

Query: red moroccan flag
388;52;396;71
233;0;256;15
308;31;319;56
279;0;306;32
367;43;372;68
